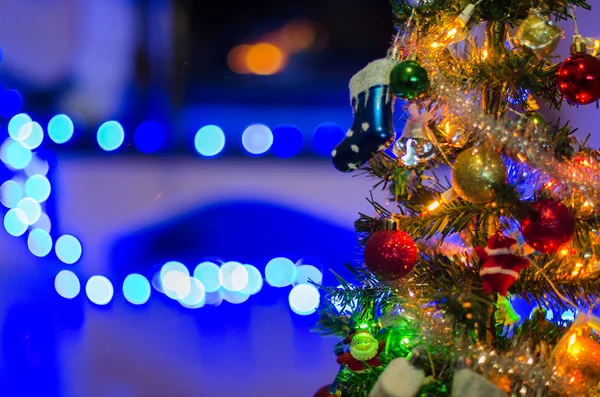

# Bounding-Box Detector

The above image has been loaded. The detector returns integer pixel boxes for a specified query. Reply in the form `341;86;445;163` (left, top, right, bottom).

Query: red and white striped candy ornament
474;233;530;297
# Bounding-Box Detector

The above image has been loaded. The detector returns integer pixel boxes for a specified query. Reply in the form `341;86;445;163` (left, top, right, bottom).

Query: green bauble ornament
525;111;546;129
389;60;430;100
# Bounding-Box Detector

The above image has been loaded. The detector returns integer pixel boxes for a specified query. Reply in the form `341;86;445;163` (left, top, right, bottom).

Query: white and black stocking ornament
393;104;436;167
369;350;425;397
451;358;508;397
332;58;397;172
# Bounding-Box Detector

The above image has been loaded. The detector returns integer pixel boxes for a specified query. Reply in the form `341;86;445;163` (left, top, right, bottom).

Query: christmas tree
316;1;600;396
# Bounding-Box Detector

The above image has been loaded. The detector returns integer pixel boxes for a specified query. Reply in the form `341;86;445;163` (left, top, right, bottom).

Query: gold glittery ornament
451;147;507;204
515;9;564;58
554;324;600;387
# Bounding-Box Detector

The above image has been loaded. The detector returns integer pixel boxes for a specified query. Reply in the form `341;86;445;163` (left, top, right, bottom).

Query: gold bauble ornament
515;9;564;58
451;147;507;204
554;325;600;387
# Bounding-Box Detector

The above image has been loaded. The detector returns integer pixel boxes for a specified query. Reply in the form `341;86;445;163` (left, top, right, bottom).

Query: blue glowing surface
194;125;226;157
48;114;74;144
0;90;23;118
97;121;125;151
134;121;164;154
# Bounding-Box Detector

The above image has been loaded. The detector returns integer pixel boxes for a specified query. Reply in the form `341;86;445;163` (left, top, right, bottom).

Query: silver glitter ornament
393;104;437;167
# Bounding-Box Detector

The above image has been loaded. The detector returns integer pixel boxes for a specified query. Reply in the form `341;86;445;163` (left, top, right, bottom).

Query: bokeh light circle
20;121;44;150
241;124;273;155
194;125;226;157
123;274;151;305
0;90;23;118
240;265;263;295
8;113;32;141
3;208;27;236
25;174;51;202
271;125;303;158
24;154;49;177
221;261;249;292
97;121;125;151
222;289;250;304
294;265;323;285
55;270;80;299
5;141;32;169
48;114;74;144
246;43;284;75
86;276;114;305
193;262;223;293
0;180;23;208
179;278;206;309
16;197;41;225
134;121;164;154
32;212;51;233
265;257;297;287
160;261;191;300
27;228;53;257
289;284;320;315
311;123;345;157
55;235;83;264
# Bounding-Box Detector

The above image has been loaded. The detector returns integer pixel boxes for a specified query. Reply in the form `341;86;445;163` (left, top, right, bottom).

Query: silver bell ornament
393;104;437;167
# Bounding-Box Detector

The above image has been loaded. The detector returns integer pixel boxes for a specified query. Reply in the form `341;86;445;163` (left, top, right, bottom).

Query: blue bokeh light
27;228;53;257
86;275;114;305
271;125;303;158
8;113;32;141
20;122;44;150
193;261;223;293
0;89;23;118
265;257;297;287
97;121;125;151
123;274;151;305
24;154;49;177
221;289;250;304
32;212;51;233
25;174;51;202
134;121;164;154
48;114;74;144
0;180;23;208
241;124;273;155
294;265;323;285
311;123;345;156
179;278;206;309
3;208;27;236
240;265;263;295
55;270;81;299
16;197;41;225
160;261;191;299
194;125;226;157
220;261;249;292
289;284;320;315
5;141;32;169
55;234;83;264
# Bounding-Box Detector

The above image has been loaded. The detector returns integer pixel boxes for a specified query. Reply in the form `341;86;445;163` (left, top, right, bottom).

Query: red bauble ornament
557;53;600;105
364;227;418;280
521;199;575;254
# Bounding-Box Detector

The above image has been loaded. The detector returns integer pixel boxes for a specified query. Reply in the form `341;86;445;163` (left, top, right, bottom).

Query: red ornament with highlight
364;229;418;280
557;53;600;105
521;199;575;254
